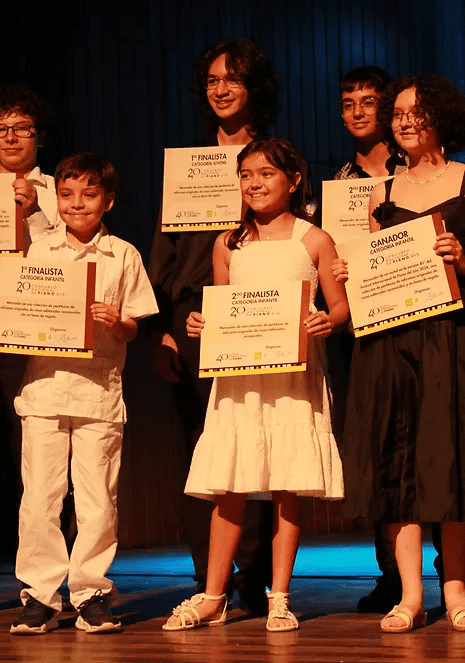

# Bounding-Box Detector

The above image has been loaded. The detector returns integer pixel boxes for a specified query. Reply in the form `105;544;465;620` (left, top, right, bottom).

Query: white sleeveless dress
184;218;344;500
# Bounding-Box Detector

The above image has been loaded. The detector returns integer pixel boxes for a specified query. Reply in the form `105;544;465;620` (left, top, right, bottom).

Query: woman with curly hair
333;74;465;633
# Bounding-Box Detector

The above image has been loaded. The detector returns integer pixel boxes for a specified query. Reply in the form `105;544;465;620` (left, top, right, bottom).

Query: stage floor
0;533;460;663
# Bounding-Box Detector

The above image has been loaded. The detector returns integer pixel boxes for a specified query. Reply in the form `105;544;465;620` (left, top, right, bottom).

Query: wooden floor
0;564;462;663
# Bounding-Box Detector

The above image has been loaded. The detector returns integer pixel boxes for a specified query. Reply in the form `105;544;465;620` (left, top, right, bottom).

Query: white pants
16;415;123;612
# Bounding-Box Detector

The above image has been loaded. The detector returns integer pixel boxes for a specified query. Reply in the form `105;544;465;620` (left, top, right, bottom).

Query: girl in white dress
163;137;349;632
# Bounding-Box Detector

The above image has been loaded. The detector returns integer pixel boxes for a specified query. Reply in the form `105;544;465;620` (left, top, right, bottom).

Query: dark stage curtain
3;0;465;547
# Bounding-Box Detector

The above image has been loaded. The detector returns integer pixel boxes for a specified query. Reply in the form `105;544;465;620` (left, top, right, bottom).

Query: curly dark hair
54;153;119;194
0;83;52;131
339;66;392;94
377;74;465;154
192;38;277;134
227;137;310;250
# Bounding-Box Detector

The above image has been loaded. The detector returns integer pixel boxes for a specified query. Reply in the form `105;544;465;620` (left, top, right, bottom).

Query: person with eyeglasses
0;84;61;556
330;67;411;616
148;37;277;617
0;84;60;252
333;73;465;633
334;66;406;180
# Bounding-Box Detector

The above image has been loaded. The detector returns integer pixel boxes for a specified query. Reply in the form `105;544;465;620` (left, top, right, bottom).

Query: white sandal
266;591;299;632
162;593;227;631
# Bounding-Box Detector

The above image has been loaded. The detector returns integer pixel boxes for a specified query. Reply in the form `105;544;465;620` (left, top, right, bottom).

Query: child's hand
186;311;205;337
304;311;333;337
92;302;121;328
434;232;465;273
332;257;348;283
13;178;40;218
91;302;137;342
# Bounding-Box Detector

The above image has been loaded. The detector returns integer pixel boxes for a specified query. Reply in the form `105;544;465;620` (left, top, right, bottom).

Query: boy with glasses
335;66;405;180
334;67;404;614
0;84;60;251
0;85;62;555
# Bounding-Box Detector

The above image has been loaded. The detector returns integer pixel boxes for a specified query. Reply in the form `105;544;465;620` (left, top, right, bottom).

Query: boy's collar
49;222;114;255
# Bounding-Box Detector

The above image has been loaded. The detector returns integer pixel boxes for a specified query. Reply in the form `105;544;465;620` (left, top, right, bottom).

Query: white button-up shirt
15;223;158;423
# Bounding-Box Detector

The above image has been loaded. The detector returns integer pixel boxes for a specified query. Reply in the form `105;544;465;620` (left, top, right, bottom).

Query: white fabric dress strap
292;218;312;241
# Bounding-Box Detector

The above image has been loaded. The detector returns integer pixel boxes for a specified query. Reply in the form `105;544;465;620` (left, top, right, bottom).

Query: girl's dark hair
54;153;118;194
193;38;277;134
227;137;309;250
339;66;392;94
377;74;465;154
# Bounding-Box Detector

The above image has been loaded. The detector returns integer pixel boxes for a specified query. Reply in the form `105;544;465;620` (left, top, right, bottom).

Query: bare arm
186;232;232;338
212;231;232;285
368;181;384;232
302;228;349;336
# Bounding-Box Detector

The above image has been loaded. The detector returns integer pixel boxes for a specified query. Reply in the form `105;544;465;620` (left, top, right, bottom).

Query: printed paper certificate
337;213;463;337
0;173;24;254
199;281;310;377
0;259;96;356
161;145;245;231
322;176;393;243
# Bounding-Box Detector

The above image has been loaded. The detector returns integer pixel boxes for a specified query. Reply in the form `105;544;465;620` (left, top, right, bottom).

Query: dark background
3;0;465;548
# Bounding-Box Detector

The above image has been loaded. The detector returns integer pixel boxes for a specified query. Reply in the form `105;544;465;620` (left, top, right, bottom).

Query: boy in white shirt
10;153;158;635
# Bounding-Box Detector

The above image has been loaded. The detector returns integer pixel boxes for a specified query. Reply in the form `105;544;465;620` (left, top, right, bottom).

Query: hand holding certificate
198;281;310;376
161;145;245;231
0;258;95;356
337;213;463;337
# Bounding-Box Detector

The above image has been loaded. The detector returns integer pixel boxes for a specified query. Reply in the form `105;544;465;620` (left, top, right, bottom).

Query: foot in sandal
266;591;299;632
162;593;227;631
380;604;427;633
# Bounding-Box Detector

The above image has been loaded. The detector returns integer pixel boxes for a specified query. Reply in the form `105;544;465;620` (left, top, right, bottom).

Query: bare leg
442;522;465;623
380;522;423;629
165;492;247;628
268;491;300;629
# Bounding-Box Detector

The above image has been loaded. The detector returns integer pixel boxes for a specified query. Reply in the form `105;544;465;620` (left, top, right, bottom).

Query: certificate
322;176;392;243
0;173;24;254
0;258;96;356
337;213;463;337
161;145;245;231
199;281;310;377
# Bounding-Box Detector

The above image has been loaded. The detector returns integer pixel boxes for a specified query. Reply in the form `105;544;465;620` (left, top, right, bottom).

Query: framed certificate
161;145;245;231
337;213;463;337
322;176;393;243
199;280;310;376
0;258;96;356
0;173;24;255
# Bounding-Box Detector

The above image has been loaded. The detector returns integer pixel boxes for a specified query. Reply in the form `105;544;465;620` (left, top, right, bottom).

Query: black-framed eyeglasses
205;75;245;90
341;97;378;115
0;124;37;139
